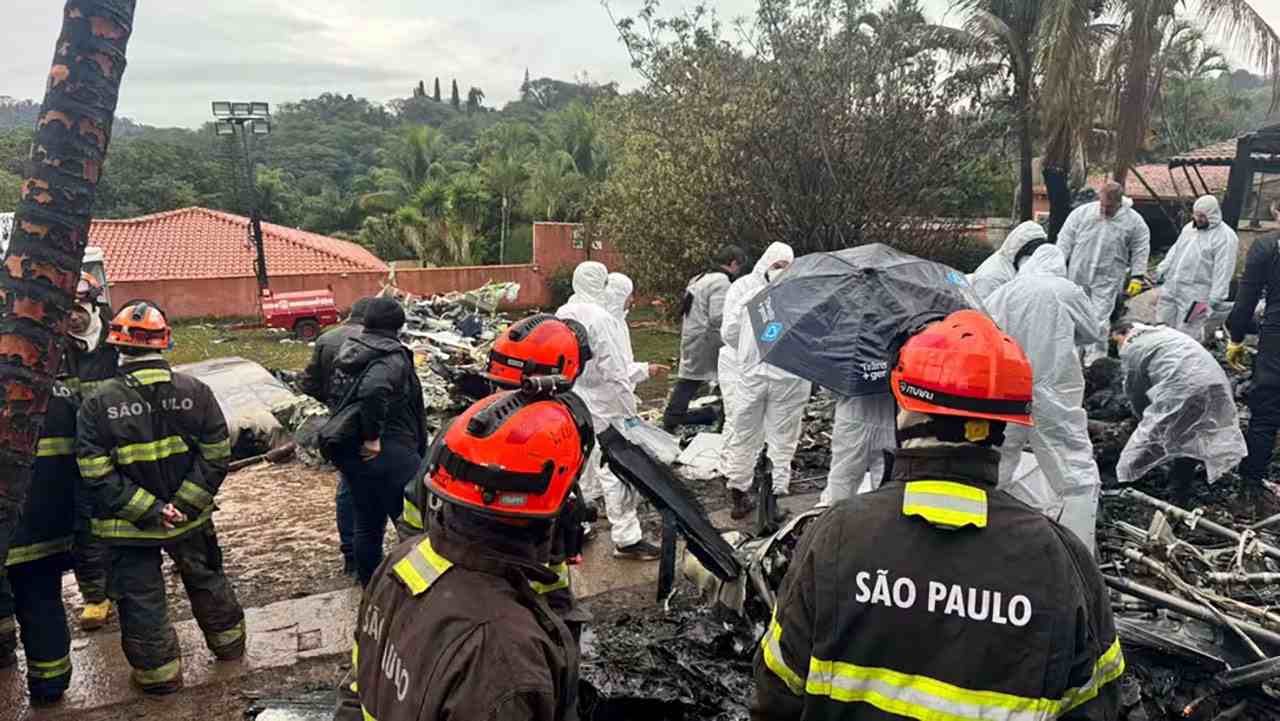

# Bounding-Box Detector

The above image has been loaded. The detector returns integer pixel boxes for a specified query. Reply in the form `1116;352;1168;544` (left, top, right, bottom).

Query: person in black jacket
300;296;371;577
1227;202;1280;499
76;302;243;695
333;297;426;586
753;310;1121;721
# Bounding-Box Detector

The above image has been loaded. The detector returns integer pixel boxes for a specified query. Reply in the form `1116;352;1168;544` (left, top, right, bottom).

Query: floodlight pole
211;103;271;295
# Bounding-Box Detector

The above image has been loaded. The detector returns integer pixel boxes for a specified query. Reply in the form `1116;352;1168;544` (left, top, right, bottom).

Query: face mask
1194;218;1210;230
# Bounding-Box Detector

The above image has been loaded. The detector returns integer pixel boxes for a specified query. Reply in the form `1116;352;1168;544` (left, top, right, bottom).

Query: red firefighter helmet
76;272;104;305
427;390;594;519
106;301;171;350
891;309;1033;426
486;314;591;389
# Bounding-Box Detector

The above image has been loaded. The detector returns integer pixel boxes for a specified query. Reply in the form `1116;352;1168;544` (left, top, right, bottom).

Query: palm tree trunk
0;0;135;564
1113;5;1162;182
1016;65;1034;222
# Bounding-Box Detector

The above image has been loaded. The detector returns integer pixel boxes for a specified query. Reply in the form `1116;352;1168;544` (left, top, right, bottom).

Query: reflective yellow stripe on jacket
6;537;73;567
36;436;75;457
402;497;423;531
77;455;114;479
199;438;231;461
92;507;214;541
761;610;1126;720
120;487;159;523
530;561;571;595
902;481;988;530
175;480;214;511
392;537;454;595
115;435;188;466
128;368;172;386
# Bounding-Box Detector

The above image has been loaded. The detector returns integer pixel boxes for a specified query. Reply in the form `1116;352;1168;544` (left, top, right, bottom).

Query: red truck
260;289;340;341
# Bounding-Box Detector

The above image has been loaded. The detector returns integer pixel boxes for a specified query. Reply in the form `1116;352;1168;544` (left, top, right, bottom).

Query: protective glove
1226;342;1249;372
1126;276;1149;298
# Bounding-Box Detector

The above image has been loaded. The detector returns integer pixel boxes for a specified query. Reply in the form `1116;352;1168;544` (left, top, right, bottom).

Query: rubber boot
80;600;112;631
730;489;756;520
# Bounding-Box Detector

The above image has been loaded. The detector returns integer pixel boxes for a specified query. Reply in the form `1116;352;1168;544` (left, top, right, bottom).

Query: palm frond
1196;0;1280;110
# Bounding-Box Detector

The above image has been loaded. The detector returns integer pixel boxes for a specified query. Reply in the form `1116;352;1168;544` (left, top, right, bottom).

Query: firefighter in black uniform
396;314;593;628
752;309;1122;720
66;272;118;630
1227;202;1280;499
338;386;592;721
76;301;245;694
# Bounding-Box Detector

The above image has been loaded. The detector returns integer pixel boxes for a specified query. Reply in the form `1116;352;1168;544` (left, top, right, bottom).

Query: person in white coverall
968;220;1049;300
722;242;812;522
818;394;897;505
1156;194;1239;341
557;263;660;561
985;244;1107;551
1058;181;1151;365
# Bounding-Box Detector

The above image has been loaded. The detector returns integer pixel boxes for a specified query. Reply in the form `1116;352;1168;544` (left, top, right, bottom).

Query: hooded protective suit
1118;325;1246;485
722;243;813;495
986;245;1106;550
605;272;650;388
968;221;1048;300
557;263;642;548
1058;199;1151;363
818;394;897;505
1156;195;1239;340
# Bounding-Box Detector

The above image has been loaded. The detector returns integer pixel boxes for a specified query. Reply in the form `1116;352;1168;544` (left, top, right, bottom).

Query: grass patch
629;306;682;405
169;320;314;371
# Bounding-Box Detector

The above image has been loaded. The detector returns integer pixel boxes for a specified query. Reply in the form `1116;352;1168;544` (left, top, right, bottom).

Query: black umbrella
746;243;985;397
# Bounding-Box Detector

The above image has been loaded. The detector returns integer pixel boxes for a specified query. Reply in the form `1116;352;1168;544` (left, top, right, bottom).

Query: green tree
0;169;20;212
466;87;486;115
360;126;453;212
451;79;461;109
434;78;442;102
524;149;582;221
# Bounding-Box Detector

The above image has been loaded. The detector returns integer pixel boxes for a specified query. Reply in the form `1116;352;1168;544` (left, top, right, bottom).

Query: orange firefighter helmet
427;389;594;519
891;309;1033;426
485;314;591;389
106;301;171;351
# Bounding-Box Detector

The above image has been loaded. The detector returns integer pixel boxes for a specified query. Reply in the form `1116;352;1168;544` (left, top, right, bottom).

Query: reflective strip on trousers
132;658;182;686
804;638;1126;720
199;438;232;461
350;640;359;693
129;369;172;386
902;481;989;529
28;655;71;679
362;707;377;721
6;537;73;567
92;507;213;541
392;538;454;595
120;487;159;523
206;620;245;650
176;480;214;511
36;436;74;457
77;455;114;479
402;498;423;531
115;436;189;466
761;611;806;695
529;562;570;595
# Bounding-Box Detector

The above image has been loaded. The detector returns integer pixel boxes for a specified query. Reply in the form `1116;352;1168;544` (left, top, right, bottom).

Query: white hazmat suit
1156;195;1239;340
818;394;897;505
722;243;813;495
986;245;1107;551
1118;324;1246;486
1058;199;1151;364
968;220;1048;300
557;262;643;548
605;272;651;388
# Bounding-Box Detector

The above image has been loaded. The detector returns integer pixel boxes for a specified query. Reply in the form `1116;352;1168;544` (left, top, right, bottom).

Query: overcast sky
0;0;1275;129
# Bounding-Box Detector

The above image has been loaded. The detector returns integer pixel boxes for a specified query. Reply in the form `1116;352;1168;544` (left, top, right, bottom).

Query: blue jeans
336;473;355;568
340;440;422;586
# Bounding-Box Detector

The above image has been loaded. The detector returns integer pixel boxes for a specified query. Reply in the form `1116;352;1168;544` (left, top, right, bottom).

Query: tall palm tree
953;0;1048;221
0;0;136;564
359;126;451;212
524;150;582;221
1111;0;1278;182
480;123;534;263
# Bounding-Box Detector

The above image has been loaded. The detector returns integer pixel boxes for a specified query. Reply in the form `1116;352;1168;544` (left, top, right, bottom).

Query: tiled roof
1035;164;1230;202
88;207;388;282
1169;140;1239;167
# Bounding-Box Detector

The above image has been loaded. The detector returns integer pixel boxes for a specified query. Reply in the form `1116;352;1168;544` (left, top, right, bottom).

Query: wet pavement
5;491;819;720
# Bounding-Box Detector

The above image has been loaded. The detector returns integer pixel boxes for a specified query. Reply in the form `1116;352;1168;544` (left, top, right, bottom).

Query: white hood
1017;244;1067;278
568;261;609;307
604;272;634;320
1193;194;1223;229
753;242;795;279
999;221;1047;262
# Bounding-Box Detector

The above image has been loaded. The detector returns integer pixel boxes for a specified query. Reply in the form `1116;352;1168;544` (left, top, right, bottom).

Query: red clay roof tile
88;207;387;282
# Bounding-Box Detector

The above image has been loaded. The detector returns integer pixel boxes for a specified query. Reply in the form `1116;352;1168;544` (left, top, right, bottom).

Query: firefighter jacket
64;321;119;397
348;522;578;721
76;359;232;546
8;378;81;568
753;445;1123;721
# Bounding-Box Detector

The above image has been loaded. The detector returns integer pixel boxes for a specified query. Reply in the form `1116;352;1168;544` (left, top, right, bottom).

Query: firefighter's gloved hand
1126;276;1149;298
1226;342;1250;372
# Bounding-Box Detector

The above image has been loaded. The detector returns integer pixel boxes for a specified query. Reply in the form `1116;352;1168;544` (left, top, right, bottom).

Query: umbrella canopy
746;243;984;397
